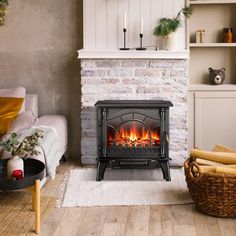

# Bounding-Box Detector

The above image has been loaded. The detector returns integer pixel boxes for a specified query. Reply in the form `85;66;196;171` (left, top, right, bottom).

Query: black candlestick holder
120;28;130;50
136;34;147;50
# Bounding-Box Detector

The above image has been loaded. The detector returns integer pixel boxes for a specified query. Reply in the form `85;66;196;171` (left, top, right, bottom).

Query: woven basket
184;158;236;217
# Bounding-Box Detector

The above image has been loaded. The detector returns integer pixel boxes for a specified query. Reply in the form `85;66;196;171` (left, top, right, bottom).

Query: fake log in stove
95;100;173;181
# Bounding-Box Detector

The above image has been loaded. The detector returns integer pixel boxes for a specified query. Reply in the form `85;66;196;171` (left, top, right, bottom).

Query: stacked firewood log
190;144;236;175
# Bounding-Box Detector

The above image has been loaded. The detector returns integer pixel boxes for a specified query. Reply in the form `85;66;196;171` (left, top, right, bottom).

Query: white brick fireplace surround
79;52;189;166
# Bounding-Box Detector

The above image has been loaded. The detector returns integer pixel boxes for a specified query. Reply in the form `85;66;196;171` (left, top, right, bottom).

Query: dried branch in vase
0;130;44;158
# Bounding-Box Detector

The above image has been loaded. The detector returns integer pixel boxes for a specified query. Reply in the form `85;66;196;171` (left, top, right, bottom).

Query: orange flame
108;123;160;147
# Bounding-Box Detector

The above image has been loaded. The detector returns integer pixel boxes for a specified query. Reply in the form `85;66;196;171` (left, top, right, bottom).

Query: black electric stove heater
95;100;173;181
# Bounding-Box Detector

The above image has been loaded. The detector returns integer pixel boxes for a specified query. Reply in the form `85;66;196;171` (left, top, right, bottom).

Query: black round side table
0;158;45;234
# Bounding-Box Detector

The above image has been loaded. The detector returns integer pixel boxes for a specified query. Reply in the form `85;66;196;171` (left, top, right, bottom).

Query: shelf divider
189;84;236;91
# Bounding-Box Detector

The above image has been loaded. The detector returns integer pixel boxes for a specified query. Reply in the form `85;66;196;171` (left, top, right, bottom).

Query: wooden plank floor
29;160;236;236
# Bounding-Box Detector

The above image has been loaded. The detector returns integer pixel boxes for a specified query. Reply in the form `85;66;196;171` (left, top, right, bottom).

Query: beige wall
0;0;83;159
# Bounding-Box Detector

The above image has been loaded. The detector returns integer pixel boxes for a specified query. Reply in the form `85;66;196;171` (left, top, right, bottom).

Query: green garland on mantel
0;0;8;26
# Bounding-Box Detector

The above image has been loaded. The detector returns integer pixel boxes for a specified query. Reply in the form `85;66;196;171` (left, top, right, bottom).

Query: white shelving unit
188;0;236;152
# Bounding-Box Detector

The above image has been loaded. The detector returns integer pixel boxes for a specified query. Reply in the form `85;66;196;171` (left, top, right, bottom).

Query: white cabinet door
195;91;236;151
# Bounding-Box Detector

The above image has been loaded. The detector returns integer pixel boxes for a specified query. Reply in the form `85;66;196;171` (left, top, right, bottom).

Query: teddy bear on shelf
208;67;225;85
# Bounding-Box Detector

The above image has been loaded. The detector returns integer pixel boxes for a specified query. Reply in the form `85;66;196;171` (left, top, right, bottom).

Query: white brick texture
81;59;188;166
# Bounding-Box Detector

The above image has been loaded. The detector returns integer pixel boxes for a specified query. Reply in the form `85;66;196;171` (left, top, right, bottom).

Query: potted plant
0;130;43;179
153;7;192;50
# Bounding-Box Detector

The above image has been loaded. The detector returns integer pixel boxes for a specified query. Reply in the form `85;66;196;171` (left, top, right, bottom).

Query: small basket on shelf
184;157;236;218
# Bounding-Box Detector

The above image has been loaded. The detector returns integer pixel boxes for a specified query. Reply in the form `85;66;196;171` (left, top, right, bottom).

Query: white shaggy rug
61;168;192;207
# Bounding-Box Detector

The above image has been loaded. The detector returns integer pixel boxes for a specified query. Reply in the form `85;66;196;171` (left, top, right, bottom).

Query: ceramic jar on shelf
223;28;233;43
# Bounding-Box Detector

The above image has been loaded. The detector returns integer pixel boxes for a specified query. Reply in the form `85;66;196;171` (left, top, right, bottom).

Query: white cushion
0;87;26;114
25;94;38;117
9;111;37;134
0;111;37;156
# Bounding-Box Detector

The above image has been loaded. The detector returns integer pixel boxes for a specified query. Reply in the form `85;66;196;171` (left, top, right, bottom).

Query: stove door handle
165;131;169;143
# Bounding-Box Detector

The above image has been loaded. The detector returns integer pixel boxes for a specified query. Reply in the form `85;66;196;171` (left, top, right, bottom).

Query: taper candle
140;18;144;34
123;12;127;29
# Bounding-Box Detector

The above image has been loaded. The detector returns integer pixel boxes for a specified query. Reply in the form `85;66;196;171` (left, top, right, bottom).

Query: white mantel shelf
77;49;189;59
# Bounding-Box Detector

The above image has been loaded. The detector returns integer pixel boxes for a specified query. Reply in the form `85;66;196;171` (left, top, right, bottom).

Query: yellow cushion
0;97;24;137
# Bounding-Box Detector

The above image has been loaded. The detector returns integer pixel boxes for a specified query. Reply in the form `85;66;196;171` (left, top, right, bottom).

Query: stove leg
158;161;171;181
96;160;109;181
